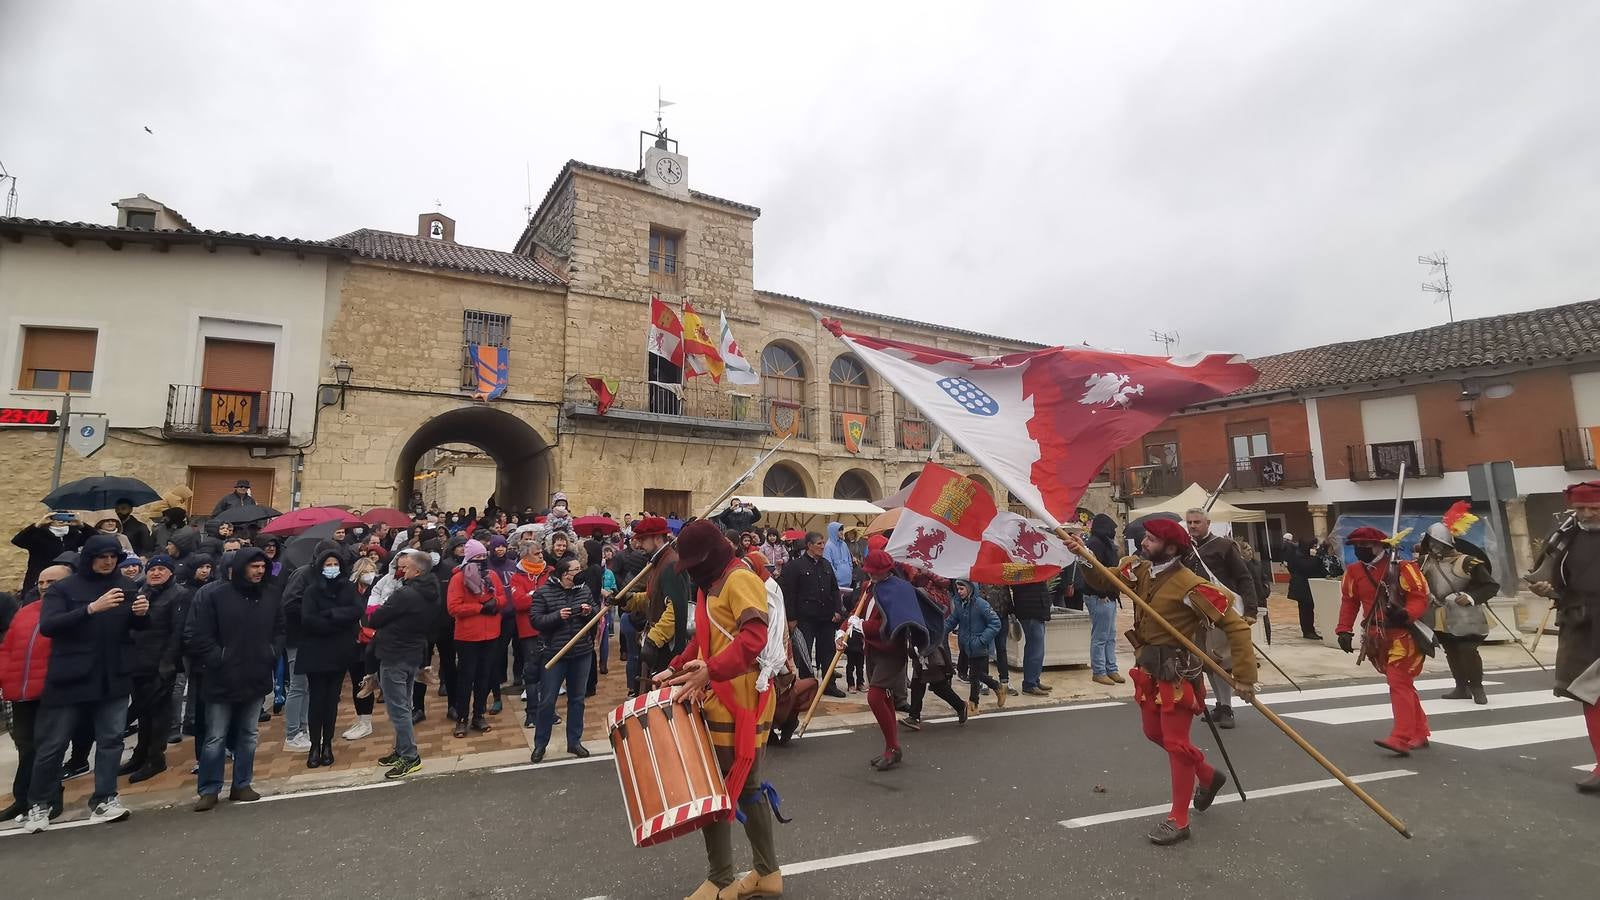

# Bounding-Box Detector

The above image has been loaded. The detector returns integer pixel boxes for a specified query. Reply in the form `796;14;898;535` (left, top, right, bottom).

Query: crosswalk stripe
926;701;1120;725
1211;678;1499;709
1430;715;1590;750
1059;769;1416;828
1282;690;1564;725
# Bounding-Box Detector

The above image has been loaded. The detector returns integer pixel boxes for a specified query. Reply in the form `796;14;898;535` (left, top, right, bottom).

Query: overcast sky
4;2;1597;357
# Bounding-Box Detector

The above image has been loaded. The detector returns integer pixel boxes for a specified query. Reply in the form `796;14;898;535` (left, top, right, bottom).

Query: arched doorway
900;471;921;489
763;462;810;498
833;469;879;501
394;406;552;512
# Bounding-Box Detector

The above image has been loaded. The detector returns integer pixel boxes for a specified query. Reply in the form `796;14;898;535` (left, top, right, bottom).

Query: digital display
0;407;59;426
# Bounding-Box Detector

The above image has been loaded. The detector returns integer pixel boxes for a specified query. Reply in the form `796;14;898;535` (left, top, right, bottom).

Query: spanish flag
681;302;725;383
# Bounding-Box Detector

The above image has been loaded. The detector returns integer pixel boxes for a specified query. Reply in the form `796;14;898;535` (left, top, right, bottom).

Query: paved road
2;668;1591;899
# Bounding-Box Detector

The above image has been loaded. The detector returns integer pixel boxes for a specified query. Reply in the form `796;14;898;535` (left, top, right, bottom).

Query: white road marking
1487;666;1552;675
494;753;615;774
1430;716;1590;750
1058;769;1416;828
1577;764;1596;772
782;835;982;876
0;817;102;839
926;701;1121;725
1211;678;1501;709
798;728;853;739
1282;690;1564;725
255;781;402;803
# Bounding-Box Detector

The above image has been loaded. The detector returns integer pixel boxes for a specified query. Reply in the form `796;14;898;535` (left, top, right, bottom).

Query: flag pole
796;589;871;738
1058;527;1412;840
1194;472;1299;689
545;436;790;668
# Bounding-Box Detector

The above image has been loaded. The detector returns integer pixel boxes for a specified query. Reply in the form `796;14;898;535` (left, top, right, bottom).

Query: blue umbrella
43;475;159;511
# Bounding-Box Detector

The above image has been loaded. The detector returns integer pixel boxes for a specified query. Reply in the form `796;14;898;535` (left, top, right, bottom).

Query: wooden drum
606;687;733;847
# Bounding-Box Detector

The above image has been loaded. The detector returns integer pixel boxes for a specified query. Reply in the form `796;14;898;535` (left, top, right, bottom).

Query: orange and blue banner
469;344;509;400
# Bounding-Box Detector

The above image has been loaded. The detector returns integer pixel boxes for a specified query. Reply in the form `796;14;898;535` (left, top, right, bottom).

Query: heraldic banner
885;463;1076;584
841;412;868;454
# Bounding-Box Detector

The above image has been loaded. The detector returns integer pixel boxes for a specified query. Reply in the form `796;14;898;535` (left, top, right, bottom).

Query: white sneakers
88;797;130;825
342;715;374;741
20;805;50;833
284;733;313;752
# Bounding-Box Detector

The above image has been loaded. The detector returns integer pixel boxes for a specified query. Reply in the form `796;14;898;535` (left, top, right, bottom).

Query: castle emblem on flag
929;477;979;524
937;377;998;416
1079;373;1145;409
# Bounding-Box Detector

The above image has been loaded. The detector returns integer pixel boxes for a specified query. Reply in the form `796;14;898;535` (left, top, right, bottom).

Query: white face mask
360;572;376;585
429;551;441;566
49;525;70;537
322;565;341;579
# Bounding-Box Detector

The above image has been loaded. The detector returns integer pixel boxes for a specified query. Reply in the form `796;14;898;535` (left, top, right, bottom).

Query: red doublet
1339;557;1431;746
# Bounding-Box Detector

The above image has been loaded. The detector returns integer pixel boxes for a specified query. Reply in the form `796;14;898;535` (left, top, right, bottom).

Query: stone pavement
3;589;1558;816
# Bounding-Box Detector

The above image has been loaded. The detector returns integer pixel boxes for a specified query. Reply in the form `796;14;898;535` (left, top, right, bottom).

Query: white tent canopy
713;496;884;518
1128;483;1267;523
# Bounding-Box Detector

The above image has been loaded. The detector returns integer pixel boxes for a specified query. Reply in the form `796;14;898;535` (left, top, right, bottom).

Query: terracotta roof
757;290;1047;350
1241;298;1600;396
0;217;344;255
329;229;565;287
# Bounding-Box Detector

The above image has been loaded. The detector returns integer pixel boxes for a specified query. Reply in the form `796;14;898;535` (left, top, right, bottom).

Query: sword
1253;639;1301;691
1200;701;1247;803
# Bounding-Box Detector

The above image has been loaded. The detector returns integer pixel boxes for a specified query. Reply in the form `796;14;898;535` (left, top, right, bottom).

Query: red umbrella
259;506;361;536
361;507;413;528
781;529;807;541
571;515;621;537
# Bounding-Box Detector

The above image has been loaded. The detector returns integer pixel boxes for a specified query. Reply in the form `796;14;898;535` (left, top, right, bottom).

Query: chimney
418;211;455;242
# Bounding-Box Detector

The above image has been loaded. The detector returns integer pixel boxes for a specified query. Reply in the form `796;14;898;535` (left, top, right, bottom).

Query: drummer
654;521;783;900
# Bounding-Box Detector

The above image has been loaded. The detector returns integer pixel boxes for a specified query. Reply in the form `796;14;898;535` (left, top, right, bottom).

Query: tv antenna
523;161;534;222
1419;252;1454;323
1149;329;1180;355
0;161;17;217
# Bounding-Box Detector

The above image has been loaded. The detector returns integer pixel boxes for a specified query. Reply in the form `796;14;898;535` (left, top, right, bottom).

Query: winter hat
119;555;143;572
146;554;176;573
632;516;669;537
462;539;489;561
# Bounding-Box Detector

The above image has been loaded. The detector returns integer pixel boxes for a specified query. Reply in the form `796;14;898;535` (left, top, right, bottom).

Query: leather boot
718;869;784;899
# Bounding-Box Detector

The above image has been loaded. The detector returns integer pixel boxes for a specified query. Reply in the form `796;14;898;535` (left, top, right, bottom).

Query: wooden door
189;466;275;517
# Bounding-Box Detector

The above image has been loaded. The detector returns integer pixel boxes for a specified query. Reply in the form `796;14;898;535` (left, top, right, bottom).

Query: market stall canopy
1128;483;1267;523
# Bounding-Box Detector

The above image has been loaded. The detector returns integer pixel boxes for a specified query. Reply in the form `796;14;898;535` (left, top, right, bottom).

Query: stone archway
394;406;552;511
833;468;881;501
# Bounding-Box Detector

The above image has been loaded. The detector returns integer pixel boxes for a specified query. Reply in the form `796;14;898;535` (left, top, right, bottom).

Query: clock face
654;156;683;184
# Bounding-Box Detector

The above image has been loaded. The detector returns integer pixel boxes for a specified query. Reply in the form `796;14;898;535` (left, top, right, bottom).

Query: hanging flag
681;303;724;382
884;463;1076;585
718;311;760;385
469;344;509;401
822;318;1258;527
647;296;685;367
585;376;619;415
769;400;802;439
841;412;869;454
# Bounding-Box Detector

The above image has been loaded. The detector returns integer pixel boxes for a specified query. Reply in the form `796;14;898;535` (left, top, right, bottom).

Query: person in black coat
11;512;90;596
1285;536;1326;640
122;554;187;782
776;533;845;697
22;534;148;829
530;557;594;761
184;547;283;809
295;549;361;768
369;551;439;774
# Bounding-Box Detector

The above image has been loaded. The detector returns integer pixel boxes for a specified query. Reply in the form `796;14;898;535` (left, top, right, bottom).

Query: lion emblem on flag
903;526;947;564
1079;373;1145;409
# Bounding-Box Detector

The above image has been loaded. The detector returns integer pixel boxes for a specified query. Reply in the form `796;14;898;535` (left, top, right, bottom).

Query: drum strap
695;573;772;818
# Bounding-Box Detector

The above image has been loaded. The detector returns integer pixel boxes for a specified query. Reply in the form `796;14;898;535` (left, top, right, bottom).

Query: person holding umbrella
211;480;256;518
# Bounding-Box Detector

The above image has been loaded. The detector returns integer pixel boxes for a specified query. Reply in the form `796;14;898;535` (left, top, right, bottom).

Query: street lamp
1456;387;1478;434
333;359;354;409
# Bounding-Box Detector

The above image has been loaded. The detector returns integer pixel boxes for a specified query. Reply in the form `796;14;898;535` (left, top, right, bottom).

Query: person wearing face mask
121;555;184;783
1064;519;1257;847
12;512;91;596
545;492;574;534
446;540;506;738
485;536;519;715
1336;526;1431;757
529;557;595;763
1527;481;1600;793
296;551;361;768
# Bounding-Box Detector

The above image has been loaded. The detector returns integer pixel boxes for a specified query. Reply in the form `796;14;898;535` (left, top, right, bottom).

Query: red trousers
1585;701;1600;772
1139;702;1215;828
1380;641;1429;747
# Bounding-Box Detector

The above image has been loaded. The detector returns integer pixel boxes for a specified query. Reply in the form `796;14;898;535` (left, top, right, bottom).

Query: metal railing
829;410;876;446
1178;452;1319;492
1119;464;1185;498
564;376;815;438
164;384;292;442
1561;427;1597;471
1347;439;1444;481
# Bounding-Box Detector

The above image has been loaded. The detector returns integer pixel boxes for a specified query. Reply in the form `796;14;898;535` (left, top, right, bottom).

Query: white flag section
982;511;1077;569
719;311;760;385
885;508;1076;581
885;506;982;578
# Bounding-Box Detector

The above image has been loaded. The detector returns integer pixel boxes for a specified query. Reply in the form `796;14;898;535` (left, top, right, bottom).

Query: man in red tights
1066;520;1256;845
838;550;931;772
1335;526;1431;756
1529;482;1600;794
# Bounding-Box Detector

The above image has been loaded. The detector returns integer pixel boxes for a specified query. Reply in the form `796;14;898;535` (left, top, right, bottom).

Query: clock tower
641;130;689;199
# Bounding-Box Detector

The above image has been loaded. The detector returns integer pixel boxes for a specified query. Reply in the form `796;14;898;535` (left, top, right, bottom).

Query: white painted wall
1358;394;1422;446
0;239;332;438
1571;372;1600;426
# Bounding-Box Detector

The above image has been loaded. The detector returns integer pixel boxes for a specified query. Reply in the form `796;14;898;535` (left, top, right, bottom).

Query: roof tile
329;229;565;287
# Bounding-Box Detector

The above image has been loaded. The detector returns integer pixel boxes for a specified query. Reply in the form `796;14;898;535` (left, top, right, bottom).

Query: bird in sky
143;126;153;134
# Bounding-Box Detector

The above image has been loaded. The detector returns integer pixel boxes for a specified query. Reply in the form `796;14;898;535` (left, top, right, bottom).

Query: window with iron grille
461;310;511;389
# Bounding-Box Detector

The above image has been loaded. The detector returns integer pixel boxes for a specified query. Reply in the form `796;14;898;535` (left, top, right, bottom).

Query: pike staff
1196;474;1301;692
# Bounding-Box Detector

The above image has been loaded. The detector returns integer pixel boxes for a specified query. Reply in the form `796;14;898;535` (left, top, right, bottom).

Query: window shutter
201;339;274;392
22;328;97;372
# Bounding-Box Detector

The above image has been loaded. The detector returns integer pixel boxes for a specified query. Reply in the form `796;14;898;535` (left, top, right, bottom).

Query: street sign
67;414;109;458
0;407;58;426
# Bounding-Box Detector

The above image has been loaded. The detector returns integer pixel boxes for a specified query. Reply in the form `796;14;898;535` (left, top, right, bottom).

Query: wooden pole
796;589;872;737
1064;530;1413;839
1529;602;1556;655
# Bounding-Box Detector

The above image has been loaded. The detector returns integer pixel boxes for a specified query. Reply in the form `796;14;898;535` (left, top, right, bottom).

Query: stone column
1308;504;1330;540
1505;497;1533;576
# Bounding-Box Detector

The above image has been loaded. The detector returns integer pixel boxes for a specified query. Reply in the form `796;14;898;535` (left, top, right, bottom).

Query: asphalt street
1;667;1591;899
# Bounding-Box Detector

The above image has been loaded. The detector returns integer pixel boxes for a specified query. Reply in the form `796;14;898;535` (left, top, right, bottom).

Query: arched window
893;393;938;451
829;355;872;446
763;463;808;498
761;344;810;438
899;471;920;489
833;470;875;501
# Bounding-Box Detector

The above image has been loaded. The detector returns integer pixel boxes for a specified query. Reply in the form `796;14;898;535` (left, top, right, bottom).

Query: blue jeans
199;700;260;797
1019;618;1047;690
1085;596;1119;676
536;652;592;751
282;647;308;741
380;661;420;760
992;619;1011;682
28;697;127;808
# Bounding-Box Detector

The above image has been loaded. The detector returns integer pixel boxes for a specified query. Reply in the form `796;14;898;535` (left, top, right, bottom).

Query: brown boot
685;881;722;900
718;870;784;899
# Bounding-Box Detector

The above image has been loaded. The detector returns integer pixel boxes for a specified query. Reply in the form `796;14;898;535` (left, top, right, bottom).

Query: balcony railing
1117;452;1318;499
164;385;292;443
1347;439;1444;481
563;377;815;438
1120;465;1185;499
1561;427;1597;471
829;410;876;446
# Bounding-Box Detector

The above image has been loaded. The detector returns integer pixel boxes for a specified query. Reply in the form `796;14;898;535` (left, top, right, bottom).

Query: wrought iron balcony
1119;464;1186;499
1347;439;1444;481
1561;427;1598;471
562;376;815;438
164;385;292;443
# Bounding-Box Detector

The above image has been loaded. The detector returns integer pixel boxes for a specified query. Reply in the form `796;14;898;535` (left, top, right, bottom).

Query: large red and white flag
647;296;685;367
824;319;1257;527
886;464;1077;585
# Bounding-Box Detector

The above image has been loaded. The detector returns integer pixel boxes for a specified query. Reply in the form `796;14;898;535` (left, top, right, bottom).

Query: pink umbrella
361;507;413;528
259;506;362;536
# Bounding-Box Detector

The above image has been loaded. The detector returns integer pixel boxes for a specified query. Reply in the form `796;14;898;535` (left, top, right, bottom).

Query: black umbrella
43;476;159;511
282;519;344;569
212;504;282;526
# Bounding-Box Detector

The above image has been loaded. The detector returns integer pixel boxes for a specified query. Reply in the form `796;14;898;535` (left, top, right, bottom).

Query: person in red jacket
510;551;550;728
0;565;73;823
446;540;507;738
1336;526;1432;755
